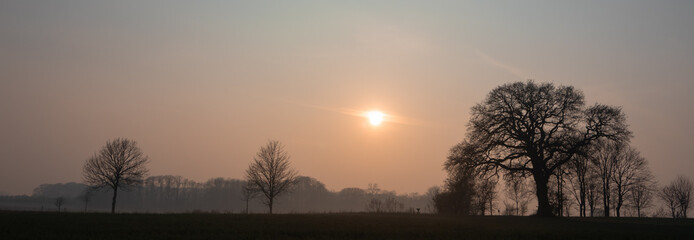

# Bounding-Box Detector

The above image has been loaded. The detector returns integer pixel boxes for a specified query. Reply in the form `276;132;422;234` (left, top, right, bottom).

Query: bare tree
382;193;403;213
83;138;149;214
629;181;655;217
241;182;258;214
504;173;532;216
366;197;383;213
661;183;680;218
610;147;649;217
443;140;502;216
550;166;568;216
436;149;478;216
673;176;693;218
54;197;65;212
591;140;620;217
460;81;630;216
567;153;590;217
586;177;600;217
661;176;693;218
425;186;441;214
365;183;383;213
476;177;498;216
80;188;94;212
245;140;298;214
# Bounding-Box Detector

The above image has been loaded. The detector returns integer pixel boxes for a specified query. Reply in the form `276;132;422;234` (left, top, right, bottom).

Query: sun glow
367;111;385;126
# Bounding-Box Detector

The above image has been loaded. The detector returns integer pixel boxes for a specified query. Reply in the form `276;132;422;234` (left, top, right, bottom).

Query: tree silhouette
476;177;498;216
630;181;655;217
567;152;591;217
591;140;619;217
610;146;649;217
54;197;65;212
82;138;149;214
245;140;297;214
241;182;258;214
660;176;693;218
504;173;532;216
80;188;94;212
458;81;630;217
438;141;485;215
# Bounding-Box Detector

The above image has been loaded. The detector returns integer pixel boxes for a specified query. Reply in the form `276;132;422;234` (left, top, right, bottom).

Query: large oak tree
456;81;630;217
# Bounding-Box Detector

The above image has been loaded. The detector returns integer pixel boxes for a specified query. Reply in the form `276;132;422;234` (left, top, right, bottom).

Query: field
1;211;693;239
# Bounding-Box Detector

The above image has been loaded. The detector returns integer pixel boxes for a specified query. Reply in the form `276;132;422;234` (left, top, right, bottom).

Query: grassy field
1;211;693;239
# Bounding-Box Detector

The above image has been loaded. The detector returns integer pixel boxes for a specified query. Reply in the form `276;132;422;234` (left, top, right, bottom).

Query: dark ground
1;211;693;239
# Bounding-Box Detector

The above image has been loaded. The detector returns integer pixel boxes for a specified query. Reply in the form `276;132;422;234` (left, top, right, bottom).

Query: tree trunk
556;174;563;217
579;180;586;217
268;197;273;214
111;186;118;214
602;181;610;217
615;188;623;217
533;173;553;217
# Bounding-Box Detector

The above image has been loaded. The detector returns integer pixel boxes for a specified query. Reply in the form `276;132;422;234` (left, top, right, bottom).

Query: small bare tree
425;186;441;214
660;176;693;218
245;140;298;214
382;193;404;213
504;173;532;216
80;188;94;212
661;183;680;218
83;138;149;214
568;152;591;217
366;197;383;213
476;177;498;216
630;181;655;217
586;177;600;217
673;176;693;218
54;197;65;212
241;182;258;214
591;140;621;217
610;146;649;217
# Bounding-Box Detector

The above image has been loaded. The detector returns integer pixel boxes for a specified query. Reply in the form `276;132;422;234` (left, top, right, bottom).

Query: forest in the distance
0;175;431;214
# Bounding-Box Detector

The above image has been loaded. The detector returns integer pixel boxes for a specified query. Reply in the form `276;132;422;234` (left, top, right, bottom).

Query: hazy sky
1;1;693;195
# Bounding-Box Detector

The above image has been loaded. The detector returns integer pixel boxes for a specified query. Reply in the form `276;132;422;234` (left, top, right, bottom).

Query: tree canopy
450;81;631;217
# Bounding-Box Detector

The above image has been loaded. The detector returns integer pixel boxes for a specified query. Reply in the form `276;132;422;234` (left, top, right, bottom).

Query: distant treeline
0;175;431;213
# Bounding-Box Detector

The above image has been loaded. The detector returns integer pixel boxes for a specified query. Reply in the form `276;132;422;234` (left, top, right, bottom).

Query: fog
1;1;693;197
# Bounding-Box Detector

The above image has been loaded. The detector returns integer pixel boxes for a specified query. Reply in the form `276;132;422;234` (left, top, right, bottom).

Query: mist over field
0;176;431;214
1;1;694;239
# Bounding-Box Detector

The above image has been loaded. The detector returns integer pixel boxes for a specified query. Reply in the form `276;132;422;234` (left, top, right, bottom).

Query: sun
367;111;385;126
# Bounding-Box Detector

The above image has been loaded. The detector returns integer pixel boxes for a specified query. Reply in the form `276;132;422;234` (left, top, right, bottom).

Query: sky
1;0;693;195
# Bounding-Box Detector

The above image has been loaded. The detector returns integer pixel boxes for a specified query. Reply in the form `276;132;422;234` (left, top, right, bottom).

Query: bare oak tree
245;140;298;214
460;81;630;216
83;138;149;214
